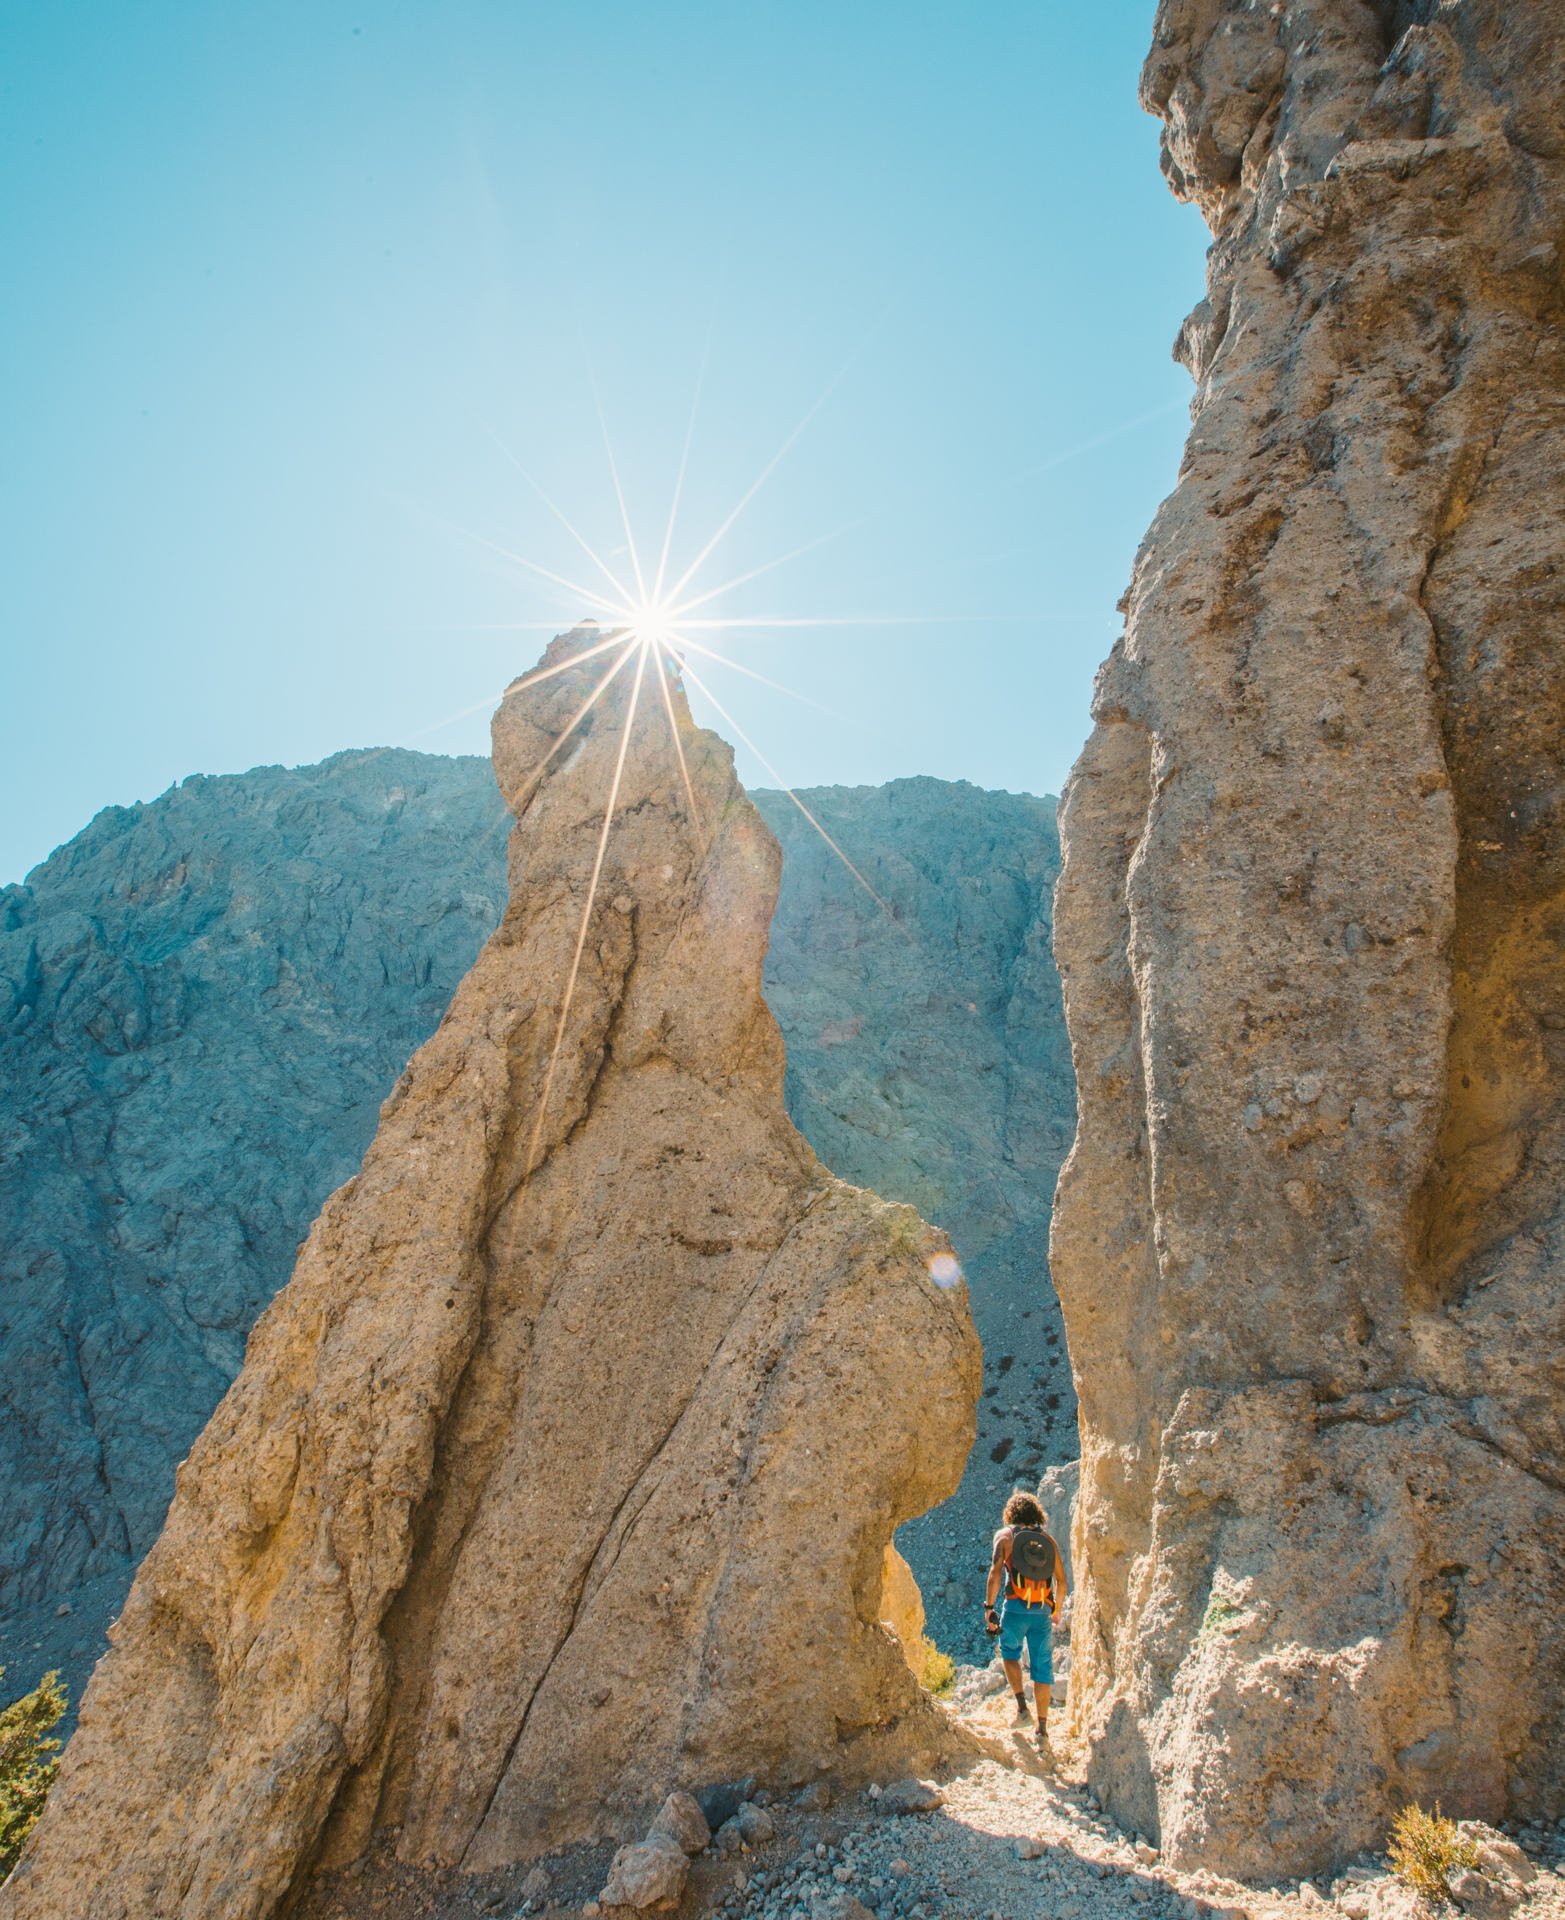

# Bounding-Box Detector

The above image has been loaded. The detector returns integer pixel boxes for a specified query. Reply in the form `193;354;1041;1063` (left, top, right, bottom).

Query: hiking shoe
1012;1701;1033;1727
1034;1729;1054;1766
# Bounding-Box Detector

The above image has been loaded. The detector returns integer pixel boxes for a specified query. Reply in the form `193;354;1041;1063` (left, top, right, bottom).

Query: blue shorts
999;1598;1053;1681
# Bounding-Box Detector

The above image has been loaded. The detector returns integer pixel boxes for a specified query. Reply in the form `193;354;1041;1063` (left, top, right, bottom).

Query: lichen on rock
1052;0;1565;1877
0;629;980;1920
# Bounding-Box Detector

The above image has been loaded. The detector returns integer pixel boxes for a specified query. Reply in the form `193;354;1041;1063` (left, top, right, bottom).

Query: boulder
1459;1826;1536;1889
876;1778;945;1815
1447;1869;1522;1920
600;1834;689;1911
0;630;980;1920
734;1802;776;1846
1052;0;1565;1876
648;1789;710;1857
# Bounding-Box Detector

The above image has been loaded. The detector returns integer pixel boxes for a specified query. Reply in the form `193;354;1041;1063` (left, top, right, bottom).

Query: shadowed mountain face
0;749;1073;1698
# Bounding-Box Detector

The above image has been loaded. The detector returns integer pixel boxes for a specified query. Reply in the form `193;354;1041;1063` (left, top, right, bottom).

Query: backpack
1007;1526;1059;1608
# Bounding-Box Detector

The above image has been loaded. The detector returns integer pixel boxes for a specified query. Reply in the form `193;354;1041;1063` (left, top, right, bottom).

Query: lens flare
928;1252;964;1290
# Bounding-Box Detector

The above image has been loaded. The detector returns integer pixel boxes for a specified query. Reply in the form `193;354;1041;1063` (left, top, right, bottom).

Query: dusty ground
297;1686;1565;1920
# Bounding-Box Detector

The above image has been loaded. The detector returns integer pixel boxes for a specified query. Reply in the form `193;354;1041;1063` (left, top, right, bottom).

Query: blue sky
2;2;1208;886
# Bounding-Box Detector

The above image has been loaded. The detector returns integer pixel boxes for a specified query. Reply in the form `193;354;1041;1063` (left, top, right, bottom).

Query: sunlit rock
1;631;979;1920
1053;0;1565;1875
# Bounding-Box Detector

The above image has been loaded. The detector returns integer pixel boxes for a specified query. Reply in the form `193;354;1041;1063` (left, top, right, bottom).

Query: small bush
0;1666;67;1882
1388;1802;1479;1907
1199;1590;1240;1638
917;1637;956;1697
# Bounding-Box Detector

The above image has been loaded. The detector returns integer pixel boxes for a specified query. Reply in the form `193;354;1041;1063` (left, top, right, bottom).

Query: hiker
984;1489;1067;1744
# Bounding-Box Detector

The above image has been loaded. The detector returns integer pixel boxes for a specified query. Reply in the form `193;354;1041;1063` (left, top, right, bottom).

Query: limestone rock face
1052;0;1565;1877
2;633;979;1920
0;751;509;1694
0;765;1068;1702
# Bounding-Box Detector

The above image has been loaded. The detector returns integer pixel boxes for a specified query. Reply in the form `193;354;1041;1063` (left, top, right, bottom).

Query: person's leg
1027;1613;1055;1751
998;1604;1031;1721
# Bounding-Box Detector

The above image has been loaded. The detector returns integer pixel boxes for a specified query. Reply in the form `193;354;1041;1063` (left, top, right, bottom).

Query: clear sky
2;2;1208;887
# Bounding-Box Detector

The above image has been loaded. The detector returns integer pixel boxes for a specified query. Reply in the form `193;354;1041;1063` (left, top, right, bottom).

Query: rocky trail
297;1672;1565;1920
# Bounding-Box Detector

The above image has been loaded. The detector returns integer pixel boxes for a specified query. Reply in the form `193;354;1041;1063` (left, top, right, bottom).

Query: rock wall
0;762;1070;1704
1;634;980;1920
756;780;1076;1654
1052;0;1565;1878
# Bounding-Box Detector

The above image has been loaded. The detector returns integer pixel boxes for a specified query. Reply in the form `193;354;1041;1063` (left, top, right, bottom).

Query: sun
627;601;679;652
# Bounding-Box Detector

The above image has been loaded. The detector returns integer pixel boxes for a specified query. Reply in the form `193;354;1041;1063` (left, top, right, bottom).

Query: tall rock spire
3;628;979;1920
1052;0;1565;1877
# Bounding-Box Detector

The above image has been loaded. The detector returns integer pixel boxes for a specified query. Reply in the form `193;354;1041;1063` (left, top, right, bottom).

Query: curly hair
1003;1489;1045;1528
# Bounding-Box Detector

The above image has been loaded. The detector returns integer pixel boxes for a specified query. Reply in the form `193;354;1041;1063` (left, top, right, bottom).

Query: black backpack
1007;1525;1059;1605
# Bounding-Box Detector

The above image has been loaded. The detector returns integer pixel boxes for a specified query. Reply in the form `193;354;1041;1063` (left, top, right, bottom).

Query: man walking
985;1489;1067;1752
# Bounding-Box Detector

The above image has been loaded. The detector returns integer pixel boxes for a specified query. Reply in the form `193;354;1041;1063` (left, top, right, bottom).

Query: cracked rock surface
0;761;1070;1712
1052;0;1565;1880
0;632;980;1920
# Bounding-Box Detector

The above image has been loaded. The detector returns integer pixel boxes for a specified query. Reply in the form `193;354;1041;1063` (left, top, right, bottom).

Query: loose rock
601;1835;689;1912
649;1790;710;1857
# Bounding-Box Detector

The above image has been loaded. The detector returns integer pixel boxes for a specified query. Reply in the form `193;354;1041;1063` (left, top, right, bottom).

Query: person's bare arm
985;1530;1009;1611
1053;1537;1070;1617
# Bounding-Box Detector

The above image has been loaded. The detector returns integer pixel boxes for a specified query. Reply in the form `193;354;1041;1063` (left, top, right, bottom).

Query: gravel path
302;1694;1565;1920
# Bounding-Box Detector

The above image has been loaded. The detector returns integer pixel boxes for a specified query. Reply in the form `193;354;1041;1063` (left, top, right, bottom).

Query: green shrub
917;1636;956;1697
1388;1802;1479;1907
1199;1590;1240;1638
0;1666;67;1882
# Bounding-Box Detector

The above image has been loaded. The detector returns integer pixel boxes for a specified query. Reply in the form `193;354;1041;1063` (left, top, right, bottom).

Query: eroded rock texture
0;751;511;1698
2;633;979;1920
0;763;1068;1703
1052;0;1565;1877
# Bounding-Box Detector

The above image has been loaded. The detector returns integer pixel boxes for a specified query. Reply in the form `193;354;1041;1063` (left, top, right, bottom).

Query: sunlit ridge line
521;643;650;1193
652;642;708;861
504;631;625;695
666;515;873;622
653;315;717;606
670;634;832;715
586;362;650;607
508;638;638;810
675;655;900;929
378;637;624;748
406;633;625;751
468;640;636;864
503;629;626;698
488;426;637;611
